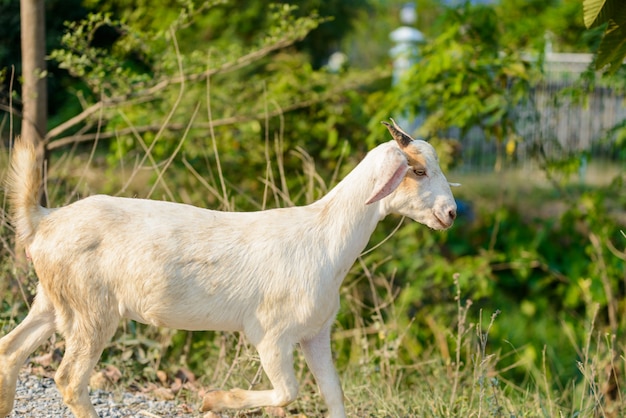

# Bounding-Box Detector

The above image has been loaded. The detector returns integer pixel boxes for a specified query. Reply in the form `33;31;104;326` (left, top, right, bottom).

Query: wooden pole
19;0;48;169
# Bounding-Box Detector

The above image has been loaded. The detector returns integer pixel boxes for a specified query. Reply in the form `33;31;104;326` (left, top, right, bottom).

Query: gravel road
9;372;198;418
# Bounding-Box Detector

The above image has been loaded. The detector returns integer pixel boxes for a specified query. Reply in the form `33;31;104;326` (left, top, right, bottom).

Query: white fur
0;135;456;418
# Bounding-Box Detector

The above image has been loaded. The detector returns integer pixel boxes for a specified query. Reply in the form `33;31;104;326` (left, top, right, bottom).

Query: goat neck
310;144;392;277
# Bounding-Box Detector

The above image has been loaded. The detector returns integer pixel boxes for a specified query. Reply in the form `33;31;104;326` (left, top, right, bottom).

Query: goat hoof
201;390;223;412
201;388;248;412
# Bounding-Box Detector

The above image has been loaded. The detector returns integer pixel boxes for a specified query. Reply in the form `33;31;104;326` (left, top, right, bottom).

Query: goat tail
6;136;46;246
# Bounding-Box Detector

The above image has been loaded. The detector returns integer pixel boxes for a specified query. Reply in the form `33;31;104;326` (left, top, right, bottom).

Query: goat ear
365;148;409;205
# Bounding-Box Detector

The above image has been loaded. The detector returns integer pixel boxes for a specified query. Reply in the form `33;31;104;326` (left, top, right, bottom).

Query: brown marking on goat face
402;147;427;172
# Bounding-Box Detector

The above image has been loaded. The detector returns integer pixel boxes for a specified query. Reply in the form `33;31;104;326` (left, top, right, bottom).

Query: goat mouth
434;214;451;229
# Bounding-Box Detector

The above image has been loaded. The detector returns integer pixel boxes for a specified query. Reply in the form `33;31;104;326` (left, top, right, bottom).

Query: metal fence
455;53;626;172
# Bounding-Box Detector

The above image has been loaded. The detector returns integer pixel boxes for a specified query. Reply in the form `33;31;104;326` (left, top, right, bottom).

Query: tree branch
47;68;386;150
44;37;303;143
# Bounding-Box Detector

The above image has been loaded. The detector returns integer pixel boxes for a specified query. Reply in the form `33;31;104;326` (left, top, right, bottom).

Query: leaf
595;18;626;73
583;0;607;28
583;0;626;73
582;0;625;29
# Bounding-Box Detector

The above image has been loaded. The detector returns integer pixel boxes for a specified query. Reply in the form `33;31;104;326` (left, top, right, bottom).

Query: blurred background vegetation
0;0;625;416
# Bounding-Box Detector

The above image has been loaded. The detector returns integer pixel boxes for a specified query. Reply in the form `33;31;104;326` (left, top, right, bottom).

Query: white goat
0;120;456;418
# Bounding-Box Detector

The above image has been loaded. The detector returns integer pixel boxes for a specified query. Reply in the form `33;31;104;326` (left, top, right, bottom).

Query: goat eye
413;168;426;177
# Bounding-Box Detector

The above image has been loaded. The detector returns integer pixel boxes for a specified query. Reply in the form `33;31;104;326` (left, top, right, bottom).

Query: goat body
0;121;456;418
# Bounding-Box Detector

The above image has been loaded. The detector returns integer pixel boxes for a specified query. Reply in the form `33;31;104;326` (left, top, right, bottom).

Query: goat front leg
0;287;56;416
300;323;346;418
202;336;299;413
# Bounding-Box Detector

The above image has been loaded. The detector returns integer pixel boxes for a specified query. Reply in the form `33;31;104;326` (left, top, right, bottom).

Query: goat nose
449;208;457;221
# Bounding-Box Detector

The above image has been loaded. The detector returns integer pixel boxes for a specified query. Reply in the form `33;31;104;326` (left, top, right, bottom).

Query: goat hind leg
0;287;56;416
202;337;299;412
54;314;118;418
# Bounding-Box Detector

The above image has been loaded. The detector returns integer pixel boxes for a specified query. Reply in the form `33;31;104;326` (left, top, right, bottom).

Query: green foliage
49;3;324;98
367;3;536;171
583;0;626;73
44;1;384;211
495;0;587;52
50;12;150;96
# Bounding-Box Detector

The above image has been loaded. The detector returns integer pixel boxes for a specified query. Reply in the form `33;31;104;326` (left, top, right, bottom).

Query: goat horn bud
381;118;413;148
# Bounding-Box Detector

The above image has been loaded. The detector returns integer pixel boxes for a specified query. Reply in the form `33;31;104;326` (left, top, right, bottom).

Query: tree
19;0;47;165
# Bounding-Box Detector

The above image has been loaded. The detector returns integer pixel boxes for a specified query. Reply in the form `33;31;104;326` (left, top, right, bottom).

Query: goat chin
1;122;456;418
